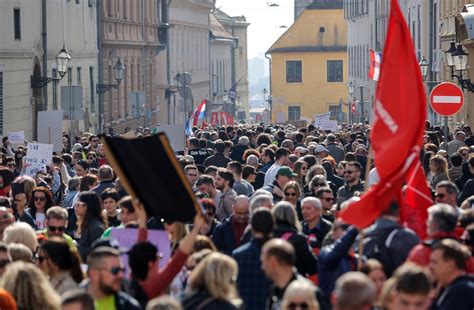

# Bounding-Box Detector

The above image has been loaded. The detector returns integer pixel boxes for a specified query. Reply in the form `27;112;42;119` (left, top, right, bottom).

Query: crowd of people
0;121;472;310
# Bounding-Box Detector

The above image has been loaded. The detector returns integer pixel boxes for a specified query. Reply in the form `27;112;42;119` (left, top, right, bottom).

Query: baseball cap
314;145;329;154
276;166;297;178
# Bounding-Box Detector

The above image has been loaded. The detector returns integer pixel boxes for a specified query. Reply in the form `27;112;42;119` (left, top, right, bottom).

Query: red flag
340;0;426;228
401;160;433;239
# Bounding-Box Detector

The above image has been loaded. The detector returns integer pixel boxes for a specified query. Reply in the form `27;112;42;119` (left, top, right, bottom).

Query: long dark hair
77;191;104;231
28;186;54;218
0;168;14;189
40;238;83;283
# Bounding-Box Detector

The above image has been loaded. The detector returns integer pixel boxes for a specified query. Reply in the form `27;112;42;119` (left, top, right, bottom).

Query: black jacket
182;290;239;310
77;218;105;261
431;275;474;310
204;153;232;168
230;145;249;163
115;291;143;310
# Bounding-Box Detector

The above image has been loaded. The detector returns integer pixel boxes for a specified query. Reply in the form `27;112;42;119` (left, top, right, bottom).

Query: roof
307;0;343;10
268;45;347;53
209;13;235;40
214;8;250;26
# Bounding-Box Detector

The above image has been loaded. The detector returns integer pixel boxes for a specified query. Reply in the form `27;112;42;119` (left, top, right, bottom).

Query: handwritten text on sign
24;143;54;176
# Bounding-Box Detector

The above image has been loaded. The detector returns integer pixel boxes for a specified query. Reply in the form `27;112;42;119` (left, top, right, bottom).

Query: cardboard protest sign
318;119;338;132
314;112;331;126
24;143;54;176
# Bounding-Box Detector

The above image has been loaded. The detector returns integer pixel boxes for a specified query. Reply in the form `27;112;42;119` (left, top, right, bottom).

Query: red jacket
407;232;474;273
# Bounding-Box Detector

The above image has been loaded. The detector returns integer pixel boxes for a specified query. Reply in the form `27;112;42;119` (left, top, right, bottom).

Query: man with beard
87;246;141;310
336;161;365;206
214;169;237;221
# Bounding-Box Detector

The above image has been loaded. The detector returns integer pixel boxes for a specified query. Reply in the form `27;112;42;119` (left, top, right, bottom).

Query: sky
215;0;294;59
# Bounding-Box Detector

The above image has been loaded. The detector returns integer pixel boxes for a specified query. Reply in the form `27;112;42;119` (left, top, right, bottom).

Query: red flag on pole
340;0;427;228
401;160;433;239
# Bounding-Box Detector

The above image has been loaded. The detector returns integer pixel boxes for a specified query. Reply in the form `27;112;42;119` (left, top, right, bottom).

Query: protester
215;169;237;221
391;263;431;310
281;279;320;310
332;272;376;310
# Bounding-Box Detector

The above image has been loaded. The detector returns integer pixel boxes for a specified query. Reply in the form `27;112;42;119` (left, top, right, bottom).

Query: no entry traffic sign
430;82;464;116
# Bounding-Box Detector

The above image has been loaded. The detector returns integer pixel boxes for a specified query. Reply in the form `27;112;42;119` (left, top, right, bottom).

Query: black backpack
362;227;400;277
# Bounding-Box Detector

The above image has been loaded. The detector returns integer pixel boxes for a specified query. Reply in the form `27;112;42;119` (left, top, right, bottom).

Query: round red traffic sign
430;82;464;116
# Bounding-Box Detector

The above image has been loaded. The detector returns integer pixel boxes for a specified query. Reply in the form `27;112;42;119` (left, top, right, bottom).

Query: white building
0;0;98;139
168;0;215;125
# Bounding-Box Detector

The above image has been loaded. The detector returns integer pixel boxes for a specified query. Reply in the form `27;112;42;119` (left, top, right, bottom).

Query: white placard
24;143;54;176
314;113;331;126
8;131;25;144
276;112;285;123
318;119;338;131
38;111;64;152
157;124;186;152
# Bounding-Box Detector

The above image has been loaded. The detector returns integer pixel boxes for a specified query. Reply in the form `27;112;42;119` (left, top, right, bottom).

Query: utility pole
360;86;365;123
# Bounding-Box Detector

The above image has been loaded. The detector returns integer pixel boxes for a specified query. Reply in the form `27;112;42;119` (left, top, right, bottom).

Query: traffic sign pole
444;117;448;151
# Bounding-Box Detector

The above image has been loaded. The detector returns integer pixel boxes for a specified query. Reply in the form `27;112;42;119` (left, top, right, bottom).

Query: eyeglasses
435;193;445;199
48;225;66;233
7;163;15;167
285;192;297;197
0;259;10;268
33;196;46;202
313;183;326;187
92;140;99;143
344;170;357;175
288;302;309;309
87;157;96;160
321;197;335;202
301;166;308;170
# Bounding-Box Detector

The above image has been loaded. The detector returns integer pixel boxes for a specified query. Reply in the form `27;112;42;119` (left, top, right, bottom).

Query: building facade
214;9;250;120
100;0;168;134
0;0;98;139
168;0;214;125
267;1;348;123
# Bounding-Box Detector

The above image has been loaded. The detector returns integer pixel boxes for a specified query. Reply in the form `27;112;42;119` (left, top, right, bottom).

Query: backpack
362;227;400;276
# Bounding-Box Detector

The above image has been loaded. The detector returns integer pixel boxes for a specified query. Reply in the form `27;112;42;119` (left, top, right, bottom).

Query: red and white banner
211;112;234;126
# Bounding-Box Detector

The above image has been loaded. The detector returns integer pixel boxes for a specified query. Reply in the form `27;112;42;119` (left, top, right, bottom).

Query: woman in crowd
74;191;105;261
272;202;317;277
283;181;303;221
37;238;83;295
281;279;320;310
27;187;54;230
63;177;80;209
85;151;99;169
0;168;14;197
336;161;347;178
182;252;242;309
361;259;387;309
78;174;98;192
0;261;61;310
4;222;38;254
101;188;121;227
74;160;89;178
307;175;330;198
293;160;309;188
165;221;189;255
429;155;450;188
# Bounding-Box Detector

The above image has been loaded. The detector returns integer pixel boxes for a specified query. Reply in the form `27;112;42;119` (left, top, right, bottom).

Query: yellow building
267;1;347;124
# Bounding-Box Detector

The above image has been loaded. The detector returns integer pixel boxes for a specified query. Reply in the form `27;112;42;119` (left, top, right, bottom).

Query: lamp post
419;57;429;81
347;82;354;124
31;45;71;89
96;58;126;94
446;42;474;92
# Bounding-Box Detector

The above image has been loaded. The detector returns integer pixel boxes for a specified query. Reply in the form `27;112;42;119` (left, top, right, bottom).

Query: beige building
100;0;168;133
215;9;250;120
168;0;215;125
0;0;98;139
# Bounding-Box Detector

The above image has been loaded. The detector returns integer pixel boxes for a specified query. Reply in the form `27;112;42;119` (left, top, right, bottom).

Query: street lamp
31;45;71;88
419;57;429;81
96;58;126;94
446;42;474;92
348;81;354;96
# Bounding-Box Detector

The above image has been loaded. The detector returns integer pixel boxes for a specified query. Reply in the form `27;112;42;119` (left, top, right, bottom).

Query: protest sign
8;131;25;144
156;124;186;152
24;143;54;176
314;113;331;126
38;111;63;152
318;119;338;131
110;228;171;277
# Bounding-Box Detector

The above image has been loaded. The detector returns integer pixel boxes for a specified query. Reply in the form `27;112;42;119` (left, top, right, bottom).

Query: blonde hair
186;252;242;307
167;222;189;247
283;181;302;198
4;222;38;253
281;279;320;310
430;155;449;176
0;261;61;310
7;243;32;262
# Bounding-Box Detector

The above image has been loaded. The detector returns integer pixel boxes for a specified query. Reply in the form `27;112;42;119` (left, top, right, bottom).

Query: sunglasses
48;226;66;233
435;193;445;199
87;157;96;160
105;266;126;276
461;152;469;156
34;196;46;202
314;183;326;187
285;192;297;197
0;259;10;268
288;302;309;309
321;197;335;202
7;164;15;167
92;140;99;143
344;170;357;175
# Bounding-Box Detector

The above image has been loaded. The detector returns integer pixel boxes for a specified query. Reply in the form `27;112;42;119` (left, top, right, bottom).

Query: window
0;70;3;135
14;8;21;40
67;67;72;86
327;60;343;82
77;67;82;85
90;67;95;113
288;106;301;121
286;61;302;83
52;69;58;110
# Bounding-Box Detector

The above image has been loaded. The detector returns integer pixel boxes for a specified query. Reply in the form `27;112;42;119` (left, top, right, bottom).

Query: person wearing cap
262;166;297;204
314;144;330;161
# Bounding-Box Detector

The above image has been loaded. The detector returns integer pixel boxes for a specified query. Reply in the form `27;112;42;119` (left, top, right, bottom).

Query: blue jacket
232;238;272;310
212;216;239;256
318;227;359;297
432;275;474;310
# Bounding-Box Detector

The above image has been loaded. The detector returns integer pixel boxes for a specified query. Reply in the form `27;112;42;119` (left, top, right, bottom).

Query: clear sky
215;0;294;59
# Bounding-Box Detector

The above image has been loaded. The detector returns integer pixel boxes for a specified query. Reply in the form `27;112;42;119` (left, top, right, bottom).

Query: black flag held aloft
102;133;199;223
